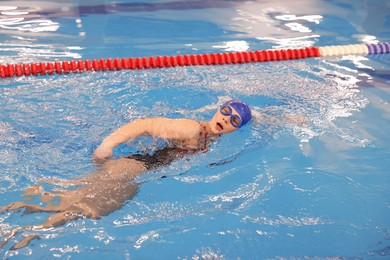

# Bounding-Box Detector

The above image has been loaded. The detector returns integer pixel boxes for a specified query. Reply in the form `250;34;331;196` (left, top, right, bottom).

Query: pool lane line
1;42;389;79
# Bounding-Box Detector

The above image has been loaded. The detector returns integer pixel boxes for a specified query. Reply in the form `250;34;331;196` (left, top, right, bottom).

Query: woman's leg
0;201;61;215
1;157;147;250
1;210;82;251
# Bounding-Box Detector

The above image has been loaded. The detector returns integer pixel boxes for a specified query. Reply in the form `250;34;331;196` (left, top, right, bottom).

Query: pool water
1;0;390;259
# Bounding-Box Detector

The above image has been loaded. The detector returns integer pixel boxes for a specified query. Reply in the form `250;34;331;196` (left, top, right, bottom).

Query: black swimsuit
127;122;213;170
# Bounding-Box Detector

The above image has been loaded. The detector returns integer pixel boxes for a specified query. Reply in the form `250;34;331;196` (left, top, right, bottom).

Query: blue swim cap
222;99;252;127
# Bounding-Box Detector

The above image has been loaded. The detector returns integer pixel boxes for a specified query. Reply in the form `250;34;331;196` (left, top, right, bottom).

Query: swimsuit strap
198;121;211;150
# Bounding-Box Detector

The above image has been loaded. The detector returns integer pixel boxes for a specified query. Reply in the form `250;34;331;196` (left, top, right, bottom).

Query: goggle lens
220;105;243;128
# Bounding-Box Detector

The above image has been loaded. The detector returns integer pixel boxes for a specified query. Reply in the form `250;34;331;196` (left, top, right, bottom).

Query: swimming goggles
220;105;243;128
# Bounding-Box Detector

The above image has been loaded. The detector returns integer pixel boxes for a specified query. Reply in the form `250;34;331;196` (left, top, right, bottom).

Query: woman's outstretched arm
93;117;199;161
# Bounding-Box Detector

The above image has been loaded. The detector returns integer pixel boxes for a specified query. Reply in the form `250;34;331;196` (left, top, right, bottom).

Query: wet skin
0;107;242;250
0;158;144;250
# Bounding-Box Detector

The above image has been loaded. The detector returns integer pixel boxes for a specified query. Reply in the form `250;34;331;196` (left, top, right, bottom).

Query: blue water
1;0;390;259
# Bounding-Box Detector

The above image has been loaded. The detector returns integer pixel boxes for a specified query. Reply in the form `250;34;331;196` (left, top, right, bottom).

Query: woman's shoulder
147;117;198;125
171;118;201;135
142;117;200;141
172;118;200;125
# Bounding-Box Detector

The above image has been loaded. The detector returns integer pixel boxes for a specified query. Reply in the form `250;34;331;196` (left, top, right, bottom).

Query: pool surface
1;0;390;259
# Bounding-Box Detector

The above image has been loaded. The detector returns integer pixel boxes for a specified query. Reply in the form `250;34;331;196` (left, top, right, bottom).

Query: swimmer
0;99;252;250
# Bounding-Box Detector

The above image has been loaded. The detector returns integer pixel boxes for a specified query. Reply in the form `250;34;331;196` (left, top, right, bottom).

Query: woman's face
209;106;241;134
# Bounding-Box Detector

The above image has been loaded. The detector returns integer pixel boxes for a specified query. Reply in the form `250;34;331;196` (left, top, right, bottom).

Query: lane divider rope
0;42;389;78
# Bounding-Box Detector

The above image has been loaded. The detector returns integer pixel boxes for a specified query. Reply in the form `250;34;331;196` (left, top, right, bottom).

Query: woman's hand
93;141;114;163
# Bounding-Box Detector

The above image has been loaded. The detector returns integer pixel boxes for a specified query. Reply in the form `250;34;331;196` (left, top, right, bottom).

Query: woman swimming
0;99;252;250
